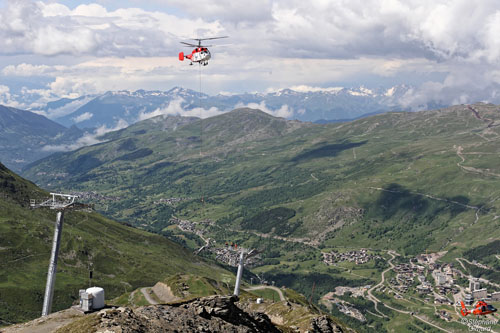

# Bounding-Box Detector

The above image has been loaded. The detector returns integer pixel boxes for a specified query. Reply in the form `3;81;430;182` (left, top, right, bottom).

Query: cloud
164;0;273;23
41;118;128;152
44;96;95;119
72;111;93;123
138;97;296;121
1;1;500;109
235;101;294;118
0;84;22;108
138;97;226;120
288;85;344;93
0;1;224;57
2;63;53;76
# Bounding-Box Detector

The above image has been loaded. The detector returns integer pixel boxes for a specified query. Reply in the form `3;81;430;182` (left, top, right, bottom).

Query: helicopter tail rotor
179;52;184;61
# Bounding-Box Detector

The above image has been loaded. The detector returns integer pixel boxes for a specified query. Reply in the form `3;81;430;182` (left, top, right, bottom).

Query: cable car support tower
30;193;92;316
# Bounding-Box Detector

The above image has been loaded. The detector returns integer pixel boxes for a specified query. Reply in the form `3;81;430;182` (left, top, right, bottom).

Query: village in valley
320;249;500;331
164;213;499;332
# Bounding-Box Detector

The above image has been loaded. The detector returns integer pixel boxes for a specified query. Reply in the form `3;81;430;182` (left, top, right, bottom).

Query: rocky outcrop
308;315;344;333
89;295;280;332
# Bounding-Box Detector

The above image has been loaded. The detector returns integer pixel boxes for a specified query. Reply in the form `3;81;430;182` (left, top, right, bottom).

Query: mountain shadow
366;183;470;221
291;140;367;162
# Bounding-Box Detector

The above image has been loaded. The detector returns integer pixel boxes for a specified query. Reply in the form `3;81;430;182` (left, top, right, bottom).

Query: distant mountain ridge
31;85;414;129
0;105;84;172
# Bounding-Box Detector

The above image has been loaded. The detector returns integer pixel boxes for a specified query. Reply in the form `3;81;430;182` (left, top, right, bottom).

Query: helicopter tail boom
461;301;470;316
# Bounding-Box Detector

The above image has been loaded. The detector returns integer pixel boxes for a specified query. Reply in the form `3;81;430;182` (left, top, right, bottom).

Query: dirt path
454;145;500;178
1;308;84;333
245;285;285;301
128;289;137;307
141;287;158;305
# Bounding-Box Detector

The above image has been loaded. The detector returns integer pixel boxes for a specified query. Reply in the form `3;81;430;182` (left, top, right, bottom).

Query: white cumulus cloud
72;111;93;123
235;101;294;118
138;97;227;120
0;1;224;57
1;1;500;109
42;118;128;152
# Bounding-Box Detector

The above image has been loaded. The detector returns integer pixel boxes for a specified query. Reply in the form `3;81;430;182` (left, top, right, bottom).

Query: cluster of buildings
322;249;380;265
171;217;197;233
398;253;500;308
213;246;260;267
35;171;68;179
70;191;121;201
214;247;241;266
463;279;500;305
390;256;460;305
390;263;422;293
432;268;458;297
153;197;188;205
437;310;451;321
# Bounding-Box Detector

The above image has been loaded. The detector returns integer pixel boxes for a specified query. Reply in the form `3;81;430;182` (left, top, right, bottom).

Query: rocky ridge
56;295;344;333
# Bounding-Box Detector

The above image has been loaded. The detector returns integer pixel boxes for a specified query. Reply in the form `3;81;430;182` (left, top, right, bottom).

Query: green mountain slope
23;105;500;257
0;163;232;325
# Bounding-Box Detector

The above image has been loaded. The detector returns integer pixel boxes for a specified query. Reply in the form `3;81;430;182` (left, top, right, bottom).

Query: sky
1;0;500;110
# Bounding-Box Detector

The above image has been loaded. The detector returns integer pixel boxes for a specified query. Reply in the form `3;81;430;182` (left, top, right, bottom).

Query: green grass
131;289;150;306
249;288;280;301
164;274;232;300
0;164;233;325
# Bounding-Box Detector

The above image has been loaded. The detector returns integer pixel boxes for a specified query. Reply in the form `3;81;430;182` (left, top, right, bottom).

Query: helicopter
461;300;497;317
178;36;228;66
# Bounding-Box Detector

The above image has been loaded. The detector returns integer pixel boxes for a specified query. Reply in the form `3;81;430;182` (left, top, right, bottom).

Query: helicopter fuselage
179;47;211;65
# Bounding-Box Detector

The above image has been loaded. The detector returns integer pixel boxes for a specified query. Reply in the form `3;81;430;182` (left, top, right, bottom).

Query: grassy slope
0;163;232;325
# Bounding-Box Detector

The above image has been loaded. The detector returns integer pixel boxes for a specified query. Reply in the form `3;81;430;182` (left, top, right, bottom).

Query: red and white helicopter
178;36;228;66
461;300;497;317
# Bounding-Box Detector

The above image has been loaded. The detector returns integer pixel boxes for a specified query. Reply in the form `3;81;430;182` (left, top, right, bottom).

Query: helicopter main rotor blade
191;36;229;42
180;41;198;47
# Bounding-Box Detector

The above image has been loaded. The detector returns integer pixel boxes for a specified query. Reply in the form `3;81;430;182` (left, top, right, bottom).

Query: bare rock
308;315;344;333
84;295;280;333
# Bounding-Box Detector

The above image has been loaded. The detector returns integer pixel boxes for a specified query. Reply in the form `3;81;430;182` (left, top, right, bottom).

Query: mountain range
0;85;413;170
30;85;415;129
